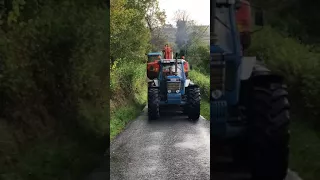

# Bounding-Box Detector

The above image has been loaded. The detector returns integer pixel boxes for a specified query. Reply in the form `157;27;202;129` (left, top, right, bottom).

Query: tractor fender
241;57;284;83
251;61;284;84
184;79;191;87
148;79;159;87
185;80;198;88
240;56;256;80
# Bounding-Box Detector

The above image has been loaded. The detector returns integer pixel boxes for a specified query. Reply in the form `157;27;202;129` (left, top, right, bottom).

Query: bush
0;1;108;179
248;26;320;117
110;61;147;139
189;70;210;99
0;1;108;134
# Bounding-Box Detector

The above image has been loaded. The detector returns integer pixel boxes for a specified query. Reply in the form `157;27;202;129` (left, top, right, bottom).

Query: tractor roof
147;52;162;56
160;59;185;64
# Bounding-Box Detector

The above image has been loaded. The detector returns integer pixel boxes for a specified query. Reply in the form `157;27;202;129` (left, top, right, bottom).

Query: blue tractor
147;54;201;121
211;0;290;180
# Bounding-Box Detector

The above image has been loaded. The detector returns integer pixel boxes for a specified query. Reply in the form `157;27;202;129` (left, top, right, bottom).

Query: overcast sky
158;0;210;26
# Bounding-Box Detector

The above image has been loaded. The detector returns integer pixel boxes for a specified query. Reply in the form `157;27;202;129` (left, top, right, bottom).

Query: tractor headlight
168;90;171;93
176;90;180;93
211;90;222;99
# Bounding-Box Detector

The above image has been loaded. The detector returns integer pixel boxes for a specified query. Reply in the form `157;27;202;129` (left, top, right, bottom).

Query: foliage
248;26;320;117
110;62;147;140
187;45;210;74
251;0;320;44
110;0;150;62
109;0;164;140
0;0;108;179
188;70;210;99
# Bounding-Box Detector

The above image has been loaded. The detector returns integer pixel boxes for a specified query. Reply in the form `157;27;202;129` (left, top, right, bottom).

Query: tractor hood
166;75;181;80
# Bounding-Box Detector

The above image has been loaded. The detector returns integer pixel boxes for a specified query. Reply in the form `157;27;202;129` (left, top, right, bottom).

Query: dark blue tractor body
147;58;201;121
210;2;243;138
211;1;290;179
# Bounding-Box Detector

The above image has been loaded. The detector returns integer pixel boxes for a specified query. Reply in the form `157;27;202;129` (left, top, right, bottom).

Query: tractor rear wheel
186;86;201;121
248;82;290;180
148;88;160;120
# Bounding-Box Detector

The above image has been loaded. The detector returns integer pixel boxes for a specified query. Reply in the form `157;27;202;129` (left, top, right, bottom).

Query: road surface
87;106;302;180
110;106;210;180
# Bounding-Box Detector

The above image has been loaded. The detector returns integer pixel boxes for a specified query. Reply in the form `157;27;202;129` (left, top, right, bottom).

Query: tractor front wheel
186;86;201;121
148;88;160;120
248;82;290;180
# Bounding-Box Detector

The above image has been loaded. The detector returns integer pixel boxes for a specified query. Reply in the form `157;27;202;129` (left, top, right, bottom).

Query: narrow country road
87;106;302;180
110;106;210;180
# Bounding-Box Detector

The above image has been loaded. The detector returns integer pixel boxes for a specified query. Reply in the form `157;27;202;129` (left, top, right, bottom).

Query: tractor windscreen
214;6;234;53
148;55;160;62
162;63;183;78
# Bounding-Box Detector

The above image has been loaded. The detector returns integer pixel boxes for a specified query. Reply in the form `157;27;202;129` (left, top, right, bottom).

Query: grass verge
110;62;147;141
289;114;320;180
110;103;145;141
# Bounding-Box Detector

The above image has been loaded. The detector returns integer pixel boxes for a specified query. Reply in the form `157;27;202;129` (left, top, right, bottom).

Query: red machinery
147;44;173;79
236;0;252;51
147;60;160;80
147;44;191;79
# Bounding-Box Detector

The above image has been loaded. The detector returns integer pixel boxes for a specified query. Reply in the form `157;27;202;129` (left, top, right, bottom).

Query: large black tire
182;106;188;115
248;82;290;180
186;86;201;120
148;88;160;120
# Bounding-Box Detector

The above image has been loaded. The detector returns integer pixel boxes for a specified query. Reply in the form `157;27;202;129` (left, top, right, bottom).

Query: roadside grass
110;62;147;141
289;114;320;180
110;103;145;141
200;100;210;120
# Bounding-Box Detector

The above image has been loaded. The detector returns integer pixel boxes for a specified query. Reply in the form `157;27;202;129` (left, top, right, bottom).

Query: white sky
158;0;210;26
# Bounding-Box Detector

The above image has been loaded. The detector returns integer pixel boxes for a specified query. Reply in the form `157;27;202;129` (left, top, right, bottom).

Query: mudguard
184;79;192;87
148;79;159;87
185;80;197;88
251;60;284;84
240;56;284;83
240;56;256;80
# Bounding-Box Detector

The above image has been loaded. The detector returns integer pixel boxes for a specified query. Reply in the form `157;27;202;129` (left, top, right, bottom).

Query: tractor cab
147;52;162;62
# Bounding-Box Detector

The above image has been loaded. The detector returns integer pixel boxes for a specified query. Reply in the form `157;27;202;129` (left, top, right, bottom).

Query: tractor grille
210;53;225;91
167;82;180;92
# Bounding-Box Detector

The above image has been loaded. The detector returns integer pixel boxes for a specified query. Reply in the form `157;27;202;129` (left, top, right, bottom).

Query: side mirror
255;10;264;26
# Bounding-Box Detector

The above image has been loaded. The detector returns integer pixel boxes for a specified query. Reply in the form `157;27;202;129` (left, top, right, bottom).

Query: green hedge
248;26;320;117
0;2;108;179
110;61;147;140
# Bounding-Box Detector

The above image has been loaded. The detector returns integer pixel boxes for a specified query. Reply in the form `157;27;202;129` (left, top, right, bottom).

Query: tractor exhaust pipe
175;53;178;75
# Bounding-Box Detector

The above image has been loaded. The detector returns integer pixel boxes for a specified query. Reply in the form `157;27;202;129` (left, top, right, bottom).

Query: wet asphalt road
110;106;210;180
87;106;302;180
